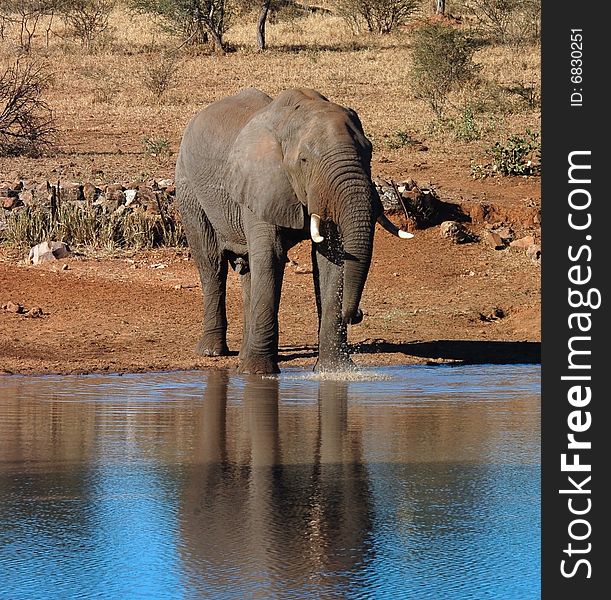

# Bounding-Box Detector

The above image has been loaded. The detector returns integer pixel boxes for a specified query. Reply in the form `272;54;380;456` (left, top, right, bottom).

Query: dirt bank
0;165;540;375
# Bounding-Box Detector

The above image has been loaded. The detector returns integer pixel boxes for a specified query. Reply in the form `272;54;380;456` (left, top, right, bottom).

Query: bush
449;106;481;141
58;0;116;49
410;21;481;119
458;0;541;44
334;0;418;34
129;0;230;52
0;59;56;157
472;129;540;177
0;0;59;50
142;52;181;102
2;200;186;250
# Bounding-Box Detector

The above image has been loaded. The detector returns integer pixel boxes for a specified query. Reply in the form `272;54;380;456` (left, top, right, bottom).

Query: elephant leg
239;219;285;374
312;244;352;372
195;256;229;357
239;270;251;361
177;186;229;357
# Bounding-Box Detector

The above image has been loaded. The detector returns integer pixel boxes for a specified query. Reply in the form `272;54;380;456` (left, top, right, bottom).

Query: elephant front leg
312;244;353;372
239;222;285;375
239;270;251;361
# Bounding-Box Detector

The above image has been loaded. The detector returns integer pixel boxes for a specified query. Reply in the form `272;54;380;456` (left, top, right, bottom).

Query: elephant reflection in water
179;371;373;594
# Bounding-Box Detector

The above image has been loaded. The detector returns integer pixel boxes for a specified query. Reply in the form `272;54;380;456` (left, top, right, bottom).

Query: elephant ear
226;116;305;230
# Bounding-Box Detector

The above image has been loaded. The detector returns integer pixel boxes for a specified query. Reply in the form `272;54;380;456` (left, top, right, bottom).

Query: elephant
175;87;412;374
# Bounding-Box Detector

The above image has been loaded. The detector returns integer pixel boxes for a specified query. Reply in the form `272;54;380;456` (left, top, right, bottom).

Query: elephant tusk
310;213;324;243
377;214;414;239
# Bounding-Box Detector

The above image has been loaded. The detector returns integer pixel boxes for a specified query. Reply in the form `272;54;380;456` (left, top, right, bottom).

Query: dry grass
0;4;540;183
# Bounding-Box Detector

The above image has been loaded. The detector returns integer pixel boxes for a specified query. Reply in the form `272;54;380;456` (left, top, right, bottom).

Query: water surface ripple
0;364;540;599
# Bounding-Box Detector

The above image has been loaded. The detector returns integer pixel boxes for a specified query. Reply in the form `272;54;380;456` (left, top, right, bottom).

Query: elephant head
227;88;411;333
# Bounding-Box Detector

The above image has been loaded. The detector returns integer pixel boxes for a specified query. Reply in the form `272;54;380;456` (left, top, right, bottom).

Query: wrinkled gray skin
176;87;383;374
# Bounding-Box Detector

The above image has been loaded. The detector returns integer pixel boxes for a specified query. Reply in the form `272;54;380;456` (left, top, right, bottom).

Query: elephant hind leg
177;184;229;357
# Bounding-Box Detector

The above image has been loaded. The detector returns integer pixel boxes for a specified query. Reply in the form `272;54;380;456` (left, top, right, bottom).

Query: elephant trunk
337;181;378;325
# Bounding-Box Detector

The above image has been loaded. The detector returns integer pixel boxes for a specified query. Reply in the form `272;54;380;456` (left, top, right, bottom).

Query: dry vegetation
0;1;541;186
0;2;542;375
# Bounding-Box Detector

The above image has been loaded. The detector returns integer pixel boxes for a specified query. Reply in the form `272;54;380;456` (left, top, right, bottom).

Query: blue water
0;364;540;599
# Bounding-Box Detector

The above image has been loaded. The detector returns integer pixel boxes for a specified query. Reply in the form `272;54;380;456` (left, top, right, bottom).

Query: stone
124;189;138;206
25;306;43;318
29;241;71;265
0;183;18;198
510;235;535;249
136;186;160;214
104;184;126;205
483;231;505;249
18;189;36;206
82;182;100;204
36;251;58;264
526;244;541;262
439;220;477;244
494;226;514;243
59;182;84;203
2;196;23;210
4;301;24;313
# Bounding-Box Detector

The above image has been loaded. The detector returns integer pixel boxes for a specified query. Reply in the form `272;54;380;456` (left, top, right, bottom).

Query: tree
0;59;56;156
130;0;230;53
257;0;272;50
0;0;59;50
335;0;418;34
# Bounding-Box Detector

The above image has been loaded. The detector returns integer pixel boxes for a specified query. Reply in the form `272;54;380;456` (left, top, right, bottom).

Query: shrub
457;0;541;44
471;129;540;177
142;136;172;162
449;106;481;141
129;0;231;53
58;0;116;50
142;52;181;102
0;0;59;50
386;129;420;149
334;0;418;34
0;59;56;157
2;200;186;250
410;21;481;120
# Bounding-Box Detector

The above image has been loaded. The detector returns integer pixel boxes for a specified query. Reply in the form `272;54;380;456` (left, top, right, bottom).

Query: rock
29;241;71;265
156;179;174;189
439;221;478;244
494;226;514;243
25;306;43;318
510;235;535;249
59;182;84;203
526;244;541;262
36;251;58;264
2;196;23;210
82;182;101;204
104;184;126;205
136;186;160;214
124;189;138;206
0;183;18;198
35;181;52;202
479;307;506;322
3;301;25;313
18;189;36;206
467;203;486;223
483;231;505;249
